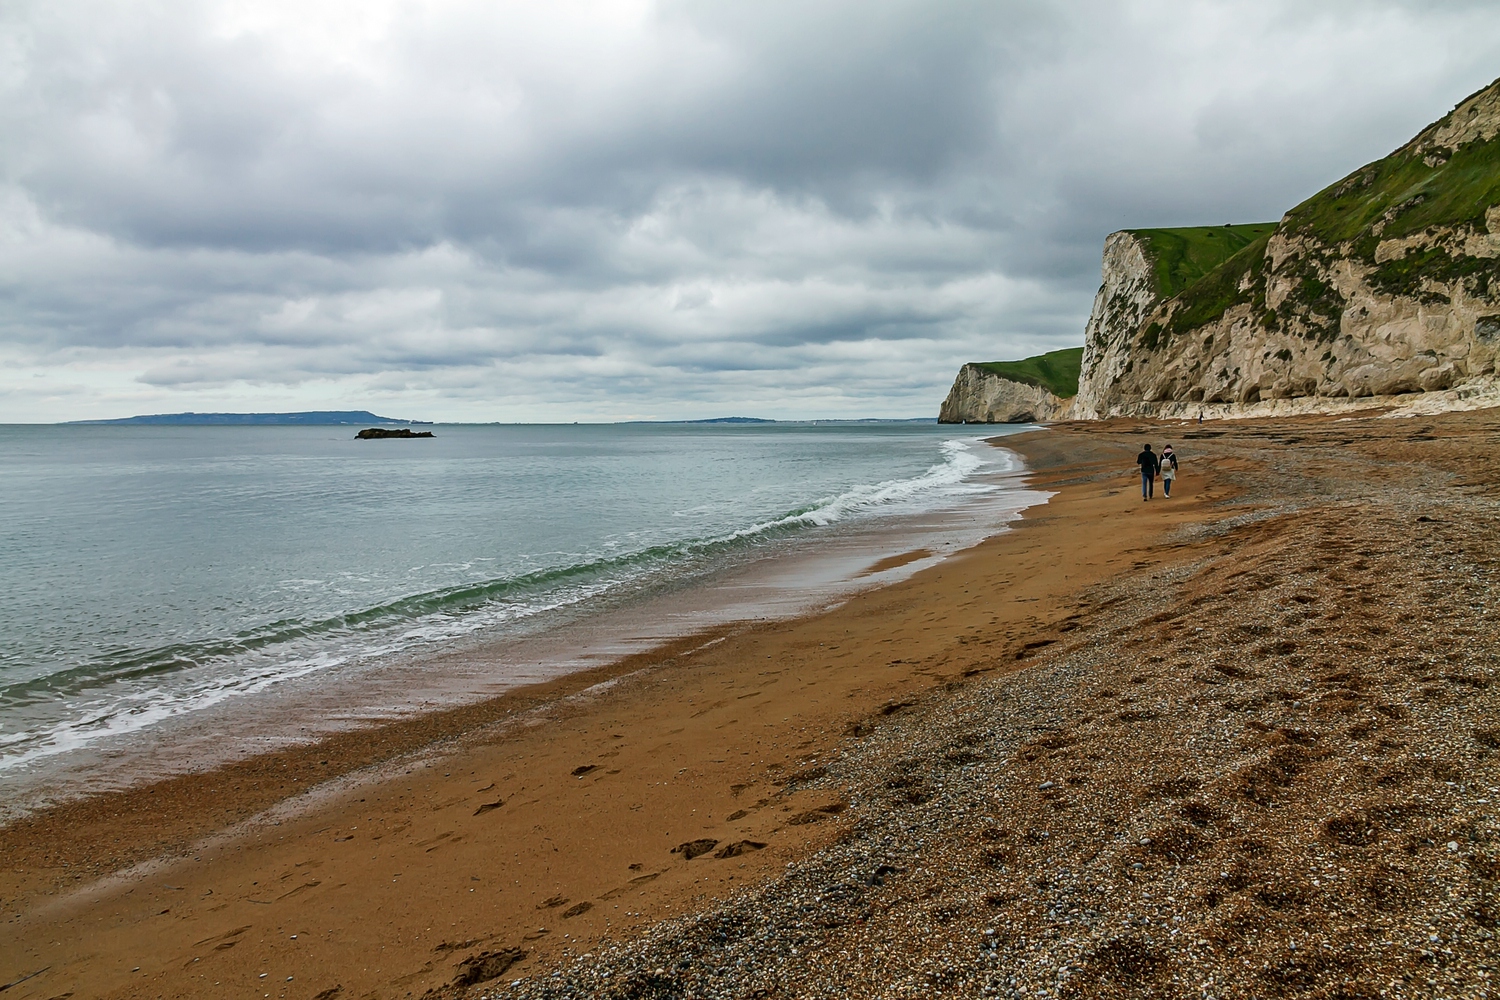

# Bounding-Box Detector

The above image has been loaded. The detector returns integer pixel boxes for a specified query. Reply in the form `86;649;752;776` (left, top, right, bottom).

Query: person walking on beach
1160;444;1179;498
1137;443;1159;500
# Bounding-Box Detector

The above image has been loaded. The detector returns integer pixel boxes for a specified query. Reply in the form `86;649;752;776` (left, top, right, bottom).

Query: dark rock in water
355;427;434;439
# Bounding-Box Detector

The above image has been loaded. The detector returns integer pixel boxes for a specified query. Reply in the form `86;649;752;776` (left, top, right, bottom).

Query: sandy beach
5;409;1500;999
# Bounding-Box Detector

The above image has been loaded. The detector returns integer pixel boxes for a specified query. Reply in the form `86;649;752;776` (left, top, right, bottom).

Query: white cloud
1;0;1497;420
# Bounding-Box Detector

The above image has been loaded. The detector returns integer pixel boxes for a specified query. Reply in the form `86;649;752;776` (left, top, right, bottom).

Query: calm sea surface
0;421;1037;803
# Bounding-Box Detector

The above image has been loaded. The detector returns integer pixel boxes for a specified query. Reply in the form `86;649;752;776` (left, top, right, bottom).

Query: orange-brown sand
2;425;1203;999
7;410;1495;999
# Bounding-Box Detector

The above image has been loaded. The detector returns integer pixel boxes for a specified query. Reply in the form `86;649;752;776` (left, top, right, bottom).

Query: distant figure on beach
1160;444;1178;497
1198;409;1204;424
1136;443;1159;500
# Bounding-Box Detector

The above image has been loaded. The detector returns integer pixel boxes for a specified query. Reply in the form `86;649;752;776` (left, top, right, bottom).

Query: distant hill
620;416;777;425
681;417;776;424
66;411;425;426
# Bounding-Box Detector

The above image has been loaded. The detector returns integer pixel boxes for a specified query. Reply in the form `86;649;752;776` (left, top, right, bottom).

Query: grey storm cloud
2;0;1499;420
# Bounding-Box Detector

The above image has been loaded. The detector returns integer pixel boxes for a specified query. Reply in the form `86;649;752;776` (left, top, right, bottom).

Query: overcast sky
2;0;1497;422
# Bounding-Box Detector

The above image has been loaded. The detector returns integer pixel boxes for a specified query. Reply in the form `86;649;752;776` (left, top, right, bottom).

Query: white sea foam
0;427;1032;787
0;577;622;773
722;438;1001;541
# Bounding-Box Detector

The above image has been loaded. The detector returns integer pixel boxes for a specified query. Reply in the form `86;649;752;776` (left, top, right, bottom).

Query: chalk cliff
1075;77;1500;419
938;364;1072;423
938;348;1083;423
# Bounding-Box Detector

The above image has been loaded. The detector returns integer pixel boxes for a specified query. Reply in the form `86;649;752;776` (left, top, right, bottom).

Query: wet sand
5;409;1499;999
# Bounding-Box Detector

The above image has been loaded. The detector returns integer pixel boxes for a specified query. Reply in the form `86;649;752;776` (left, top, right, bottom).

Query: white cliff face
1073;232;1163;420
1077;218;1499;419
1430;82;1500;149
1073;81;1500;420
938;365;1072;423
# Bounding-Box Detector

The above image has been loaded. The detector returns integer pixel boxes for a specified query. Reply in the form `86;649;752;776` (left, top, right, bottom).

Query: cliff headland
939;347;1082;423
943;77;1500;422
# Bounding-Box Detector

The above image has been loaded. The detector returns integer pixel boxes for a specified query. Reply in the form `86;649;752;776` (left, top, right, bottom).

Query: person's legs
1142;470;1152;499
1163;476;1171;497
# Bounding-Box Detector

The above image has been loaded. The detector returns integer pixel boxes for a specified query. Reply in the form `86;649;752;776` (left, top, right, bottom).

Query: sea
0;421;1046;817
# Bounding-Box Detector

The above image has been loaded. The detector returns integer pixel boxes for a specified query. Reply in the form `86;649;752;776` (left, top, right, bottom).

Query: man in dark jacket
1137;443;1159;500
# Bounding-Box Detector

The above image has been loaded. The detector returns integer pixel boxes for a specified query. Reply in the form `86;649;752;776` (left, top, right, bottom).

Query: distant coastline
59;413;937;426
620;416;936;425
64;410;430;426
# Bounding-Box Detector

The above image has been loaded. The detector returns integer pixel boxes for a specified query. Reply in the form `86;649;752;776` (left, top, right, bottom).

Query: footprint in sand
196;925;251;954
671;839;719;860
786;803;846;826
713;840;767;859
451;948;526;988
599;872;660;899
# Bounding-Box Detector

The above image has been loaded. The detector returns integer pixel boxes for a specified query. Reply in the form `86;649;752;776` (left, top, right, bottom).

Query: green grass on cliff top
1127;224;1279;299
1155;77;1500;338
1282;123;1500;246
973;347;1084;398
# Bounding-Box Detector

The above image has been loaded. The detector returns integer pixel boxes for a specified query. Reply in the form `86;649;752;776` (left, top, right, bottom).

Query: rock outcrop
939;364;1072;423
1075;77;1500;419
355;427;434;439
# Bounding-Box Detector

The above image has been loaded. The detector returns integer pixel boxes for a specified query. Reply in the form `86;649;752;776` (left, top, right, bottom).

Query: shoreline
0;437;1047;857
0;430;1039;821
1;431;1101;998
7;409;1499;999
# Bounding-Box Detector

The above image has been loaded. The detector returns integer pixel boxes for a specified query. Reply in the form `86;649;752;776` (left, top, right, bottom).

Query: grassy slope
1156;232;1276;343
1128;224;1279;299
1284;88;1500;246
973;347;1084;398
1153;77;1500;342
1280;87;1500;303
